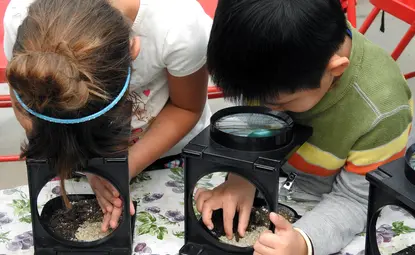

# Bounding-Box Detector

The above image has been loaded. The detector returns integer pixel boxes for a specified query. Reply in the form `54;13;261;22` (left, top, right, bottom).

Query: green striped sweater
282;27;412;255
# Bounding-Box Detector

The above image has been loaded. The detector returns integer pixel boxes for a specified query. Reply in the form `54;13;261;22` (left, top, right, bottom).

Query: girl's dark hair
6;0;133;206
207;0;348;104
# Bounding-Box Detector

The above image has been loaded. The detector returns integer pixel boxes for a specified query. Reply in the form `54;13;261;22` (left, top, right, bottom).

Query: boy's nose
267;105;284;112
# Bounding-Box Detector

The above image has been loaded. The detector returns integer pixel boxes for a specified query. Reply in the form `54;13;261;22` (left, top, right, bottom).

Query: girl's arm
128;1;212;178
128;66;208;178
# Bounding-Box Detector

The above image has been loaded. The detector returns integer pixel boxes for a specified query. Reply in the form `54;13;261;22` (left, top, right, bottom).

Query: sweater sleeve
293;108;412;255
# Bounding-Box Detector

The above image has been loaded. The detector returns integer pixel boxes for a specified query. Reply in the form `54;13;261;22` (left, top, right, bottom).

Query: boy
195;0;413;254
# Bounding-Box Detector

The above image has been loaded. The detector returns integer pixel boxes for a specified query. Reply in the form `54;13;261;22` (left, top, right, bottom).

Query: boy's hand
194;173;256;239
254;212;308;255
86;173;135;232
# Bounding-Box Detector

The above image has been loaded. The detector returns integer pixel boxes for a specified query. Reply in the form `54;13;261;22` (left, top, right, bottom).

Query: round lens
214;113;288;137
409;152;415;170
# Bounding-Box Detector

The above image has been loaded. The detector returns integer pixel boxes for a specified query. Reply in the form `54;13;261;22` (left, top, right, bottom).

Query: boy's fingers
253;241;275;255
237;205;251;237
130;200;135;215
270;212;291;232
223;201;237;239
258;232;278;248
194;188;207;201
202;201;218;230
196;190;213;213
102;212;111;232
110;207;122;229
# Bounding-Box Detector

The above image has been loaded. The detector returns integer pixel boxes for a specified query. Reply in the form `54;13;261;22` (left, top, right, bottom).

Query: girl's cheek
8;89;32;132
10;102;33;133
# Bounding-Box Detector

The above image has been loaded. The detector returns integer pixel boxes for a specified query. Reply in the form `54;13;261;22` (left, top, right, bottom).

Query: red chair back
198;0;218;19
371;0;415;24
0;0;9;83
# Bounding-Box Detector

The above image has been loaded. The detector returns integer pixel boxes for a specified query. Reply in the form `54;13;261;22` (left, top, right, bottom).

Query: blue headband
13;67;131;124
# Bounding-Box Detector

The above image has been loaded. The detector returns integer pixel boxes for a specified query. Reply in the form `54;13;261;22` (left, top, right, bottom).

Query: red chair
0;0;7;82
343;0;358;28
0;0;10;108
197;0;224;99
359;0;415;79
0;0;16;163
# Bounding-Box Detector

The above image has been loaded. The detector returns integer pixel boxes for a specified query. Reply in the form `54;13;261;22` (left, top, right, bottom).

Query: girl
5;0;211;231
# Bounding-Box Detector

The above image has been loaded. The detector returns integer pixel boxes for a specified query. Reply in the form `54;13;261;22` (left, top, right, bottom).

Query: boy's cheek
284;100;317;113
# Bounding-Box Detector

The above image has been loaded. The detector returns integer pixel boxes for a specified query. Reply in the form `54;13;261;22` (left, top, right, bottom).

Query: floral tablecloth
0;168;415;255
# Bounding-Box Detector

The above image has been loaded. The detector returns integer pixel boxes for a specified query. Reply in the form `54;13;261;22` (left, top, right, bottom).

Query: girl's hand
86;173;135;232
253;212;308;255
194;173;256;239
101;200;135;232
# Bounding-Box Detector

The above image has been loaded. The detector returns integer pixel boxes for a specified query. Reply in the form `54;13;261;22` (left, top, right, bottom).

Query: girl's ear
130;36;140;60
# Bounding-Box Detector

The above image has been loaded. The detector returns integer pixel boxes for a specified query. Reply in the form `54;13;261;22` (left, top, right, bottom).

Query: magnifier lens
410;152;415;170
214;113;288;138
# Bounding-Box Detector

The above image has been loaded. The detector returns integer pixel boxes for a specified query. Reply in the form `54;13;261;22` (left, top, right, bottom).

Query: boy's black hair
207;0;348;103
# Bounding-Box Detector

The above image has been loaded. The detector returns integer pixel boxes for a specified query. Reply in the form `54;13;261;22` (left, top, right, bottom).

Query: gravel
219;226;268;247
75;221;112;242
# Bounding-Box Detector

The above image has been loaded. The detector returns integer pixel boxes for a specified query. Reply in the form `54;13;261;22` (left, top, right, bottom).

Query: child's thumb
270;212;291;232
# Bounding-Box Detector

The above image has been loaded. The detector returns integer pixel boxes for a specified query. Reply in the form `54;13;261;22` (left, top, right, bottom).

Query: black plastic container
39;195;137;246
365;144;415;255
199;197;301;242
179;106;312;255
26;158;138;255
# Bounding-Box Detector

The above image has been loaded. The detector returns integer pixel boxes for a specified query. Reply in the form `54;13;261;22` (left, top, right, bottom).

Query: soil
209;204;298;247
46;199;120;242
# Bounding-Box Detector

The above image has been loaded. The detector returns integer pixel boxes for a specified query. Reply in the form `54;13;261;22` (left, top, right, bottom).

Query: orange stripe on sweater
288;152;340;176
344;147;405;174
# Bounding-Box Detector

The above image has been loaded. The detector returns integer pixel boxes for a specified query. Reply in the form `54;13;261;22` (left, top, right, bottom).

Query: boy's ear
327;54;350;77
130;36;140;60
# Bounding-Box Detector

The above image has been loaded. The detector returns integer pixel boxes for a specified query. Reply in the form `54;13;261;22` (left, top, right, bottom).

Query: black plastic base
35;247;133;255
34;194;137;255
180;107;312;255
404;144;415;185
180;198;299;255
365;158;415;255
392;244;415;255
180;242;246;255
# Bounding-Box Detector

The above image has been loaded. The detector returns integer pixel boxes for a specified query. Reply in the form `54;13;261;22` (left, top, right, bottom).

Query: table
0;168;414;255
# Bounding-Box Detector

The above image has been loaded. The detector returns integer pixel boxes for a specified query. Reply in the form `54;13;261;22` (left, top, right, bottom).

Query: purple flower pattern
0;168;414;254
